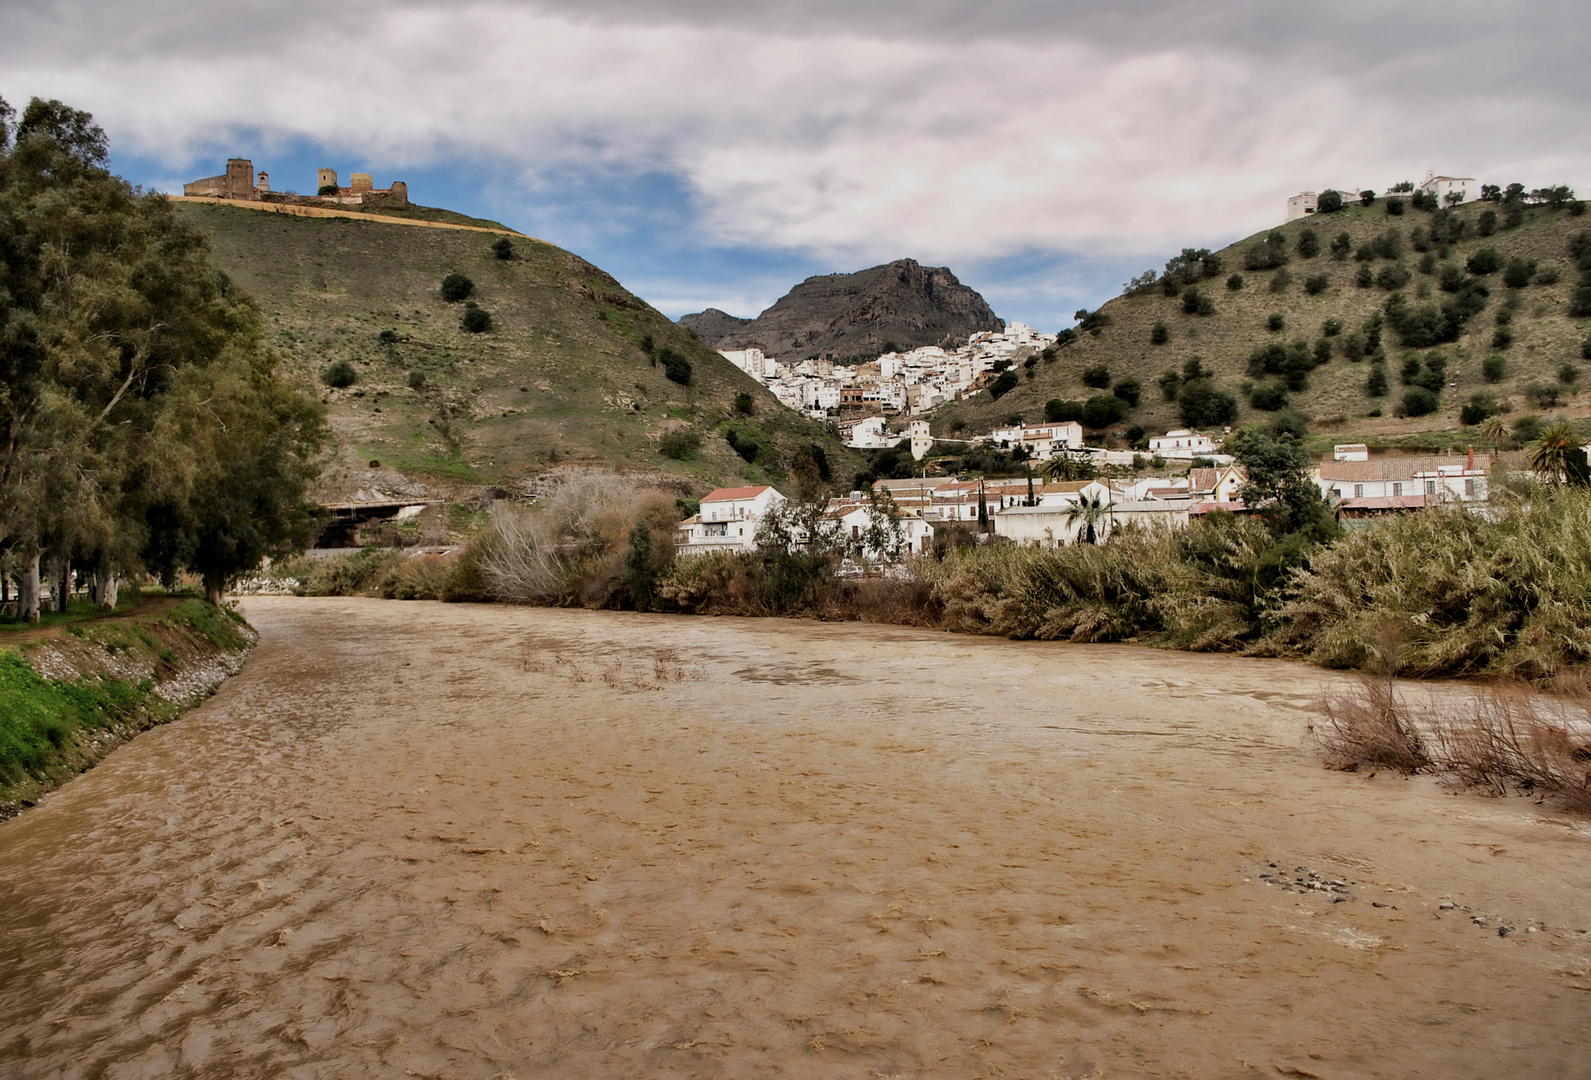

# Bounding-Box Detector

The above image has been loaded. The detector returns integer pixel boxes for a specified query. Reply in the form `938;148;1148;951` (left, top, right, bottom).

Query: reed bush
1269;486;1591;680
472;474;677;607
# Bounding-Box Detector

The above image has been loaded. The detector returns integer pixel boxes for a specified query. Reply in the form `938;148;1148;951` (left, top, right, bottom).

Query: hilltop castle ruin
183;159;409;209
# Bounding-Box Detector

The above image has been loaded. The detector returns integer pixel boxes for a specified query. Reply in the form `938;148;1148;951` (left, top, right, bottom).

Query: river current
1;597;1588;1078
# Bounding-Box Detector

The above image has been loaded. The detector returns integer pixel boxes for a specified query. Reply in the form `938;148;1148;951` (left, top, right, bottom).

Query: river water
1;597;1588;1078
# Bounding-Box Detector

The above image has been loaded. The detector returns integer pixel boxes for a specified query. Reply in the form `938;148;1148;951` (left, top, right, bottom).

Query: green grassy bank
0;599;255;818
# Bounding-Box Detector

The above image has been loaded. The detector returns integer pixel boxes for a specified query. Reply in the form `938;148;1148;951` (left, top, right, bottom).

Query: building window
1393;482;1402;496
1353;484;1364;498
1426;480;1438;495
1464;478;1476;496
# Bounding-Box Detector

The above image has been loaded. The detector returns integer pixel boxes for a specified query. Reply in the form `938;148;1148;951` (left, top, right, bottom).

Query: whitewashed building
1148;430;1216;459
1314;454;1489;514
1418;173;1478;207
675;485;787;553
718;348;776;383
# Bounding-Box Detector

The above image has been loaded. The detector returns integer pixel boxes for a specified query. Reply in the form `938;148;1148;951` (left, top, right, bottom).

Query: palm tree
1479;415;1509;453
1066;491;1114;544
1041;454;1097;483
1531;422;1581;482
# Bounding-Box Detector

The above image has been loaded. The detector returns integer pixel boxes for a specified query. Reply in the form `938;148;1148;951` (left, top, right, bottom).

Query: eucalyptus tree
0;95;325;617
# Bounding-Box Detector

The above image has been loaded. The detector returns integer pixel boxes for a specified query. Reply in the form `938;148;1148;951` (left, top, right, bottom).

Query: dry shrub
471;473;676;606
1312;673;1431;773
377;553;454;600
1312;677;1591;811
1432;688;1591;812
299;547;405;596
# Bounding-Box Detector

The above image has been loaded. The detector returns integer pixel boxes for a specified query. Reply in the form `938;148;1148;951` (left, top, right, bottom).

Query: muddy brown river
1;597;1589;1078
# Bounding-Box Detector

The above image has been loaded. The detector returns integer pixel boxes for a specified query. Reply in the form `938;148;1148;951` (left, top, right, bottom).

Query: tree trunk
95;561;119;611
204;573;225;608
19;552;40;623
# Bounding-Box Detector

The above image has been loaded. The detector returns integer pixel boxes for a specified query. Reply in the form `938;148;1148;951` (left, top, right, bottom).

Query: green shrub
1243;231;1290;271
725;428;760;462
460;304;492;333
1400;386;1439;416
1366;365;1389;397
1045;398;1083;422
1466;248;1502;275
1385;197;1405;216
659;347;692;385
1316;190;1344;214
1376;264;1411;291
378;328;399;344
1226;273;1245;291
988;370;1019;399
1177;380;1238;427
1355;265;1374;288
1582;337;1591;362
407;369;426;389
1269;268;1292;293
1297;230;1320;258
1304;273;1329;295
321;360;357;388
1082;364;1111;388
1183;288;1214;315
1558;363;1580;385
1150;321;1170;345
1321;318;1343;337
1502;258;1537;288
1112;377;1142;406
441;272;474;302
1492;327;1513;350
659;429;701;459
733;391;756;415
1330;232;1352;260
1157;370;1181;401
1482;355;1507;382
1267;312;1285;332
1459;395;1496;426
318;183;339;196
1477;210;1497;236
1249;380;1289;411
1081;394;1129;428
491;236;515;260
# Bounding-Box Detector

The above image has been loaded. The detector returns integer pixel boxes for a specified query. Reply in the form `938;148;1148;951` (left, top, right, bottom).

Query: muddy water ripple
1;597;1588;1078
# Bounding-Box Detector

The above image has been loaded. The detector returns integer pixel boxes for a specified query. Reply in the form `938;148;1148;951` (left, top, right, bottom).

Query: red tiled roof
1317;455;1489;483
701;485;773;502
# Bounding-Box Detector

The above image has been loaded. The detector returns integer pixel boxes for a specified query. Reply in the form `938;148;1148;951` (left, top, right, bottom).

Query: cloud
3;0;1587;323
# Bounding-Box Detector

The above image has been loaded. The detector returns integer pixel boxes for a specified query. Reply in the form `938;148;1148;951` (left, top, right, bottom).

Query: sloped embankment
0;600;256;818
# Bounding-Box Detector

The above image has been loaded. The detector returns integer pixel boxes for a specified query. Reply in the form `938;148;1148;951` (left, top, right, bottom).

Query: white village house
826;504;936;559
674;485;787;553
1147;429;1217;460
1313;453;1489;516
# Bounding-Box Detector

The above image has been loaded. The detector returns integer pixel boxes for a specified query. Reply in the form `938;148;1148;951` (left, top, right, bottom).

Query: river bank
0;598;256;819
1;596;1586;1077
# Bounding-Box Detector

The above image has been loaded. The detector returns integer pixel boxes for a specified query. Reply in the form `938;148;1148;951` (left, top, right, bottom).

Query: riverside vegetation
0;597;256;816
286;450;1591;685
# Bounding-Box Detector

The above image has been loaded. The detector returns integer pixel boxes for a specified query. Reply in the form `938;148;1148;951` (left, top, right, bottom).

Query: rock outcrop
680;259;1002;361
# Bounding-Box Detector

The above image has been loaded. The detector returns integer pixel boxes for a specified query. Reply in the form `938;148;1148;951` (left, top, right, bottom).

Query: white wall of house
1148;430;1216;458
677;486;788;553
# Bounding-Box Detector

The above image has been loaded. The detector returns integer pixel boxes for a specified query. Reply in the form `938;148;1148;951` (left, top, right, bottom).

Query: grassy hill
937;199;1591;452
172;201;860;498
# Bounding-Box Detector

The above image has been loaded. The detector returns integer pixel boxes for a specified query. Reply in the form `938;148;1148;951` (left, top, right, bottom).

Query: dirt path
0;597;1587;1078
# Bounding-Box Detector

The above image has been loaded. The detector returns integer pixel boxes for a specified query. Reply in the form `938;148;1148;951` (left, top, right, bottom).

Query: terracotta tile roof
701;485;773;502
1317;455;1490;483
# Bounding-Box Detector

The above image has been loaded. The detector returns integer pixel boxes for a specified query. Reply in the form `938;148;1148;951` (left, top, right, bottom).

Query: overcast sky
5;0;1587;328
